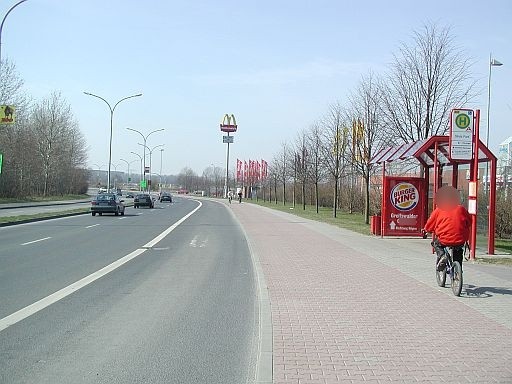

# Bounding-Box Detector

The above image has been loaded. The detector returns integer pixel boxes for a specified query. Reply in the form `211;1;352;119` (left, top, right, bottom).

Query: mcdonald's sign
220;114;237;133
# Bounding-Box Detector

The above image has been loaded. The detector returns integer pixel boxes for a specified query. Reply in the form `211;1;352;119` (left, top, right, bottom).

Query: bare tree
307;123;325;213
31;92;75;196
274;143;289;205
348;72;387;224
322;102;349;218
381;23;475;143
294;129;309;210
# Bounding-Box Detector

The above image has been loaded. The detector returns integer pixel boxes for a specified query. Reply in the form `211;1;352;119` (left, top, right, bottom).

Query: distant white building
497;136;512;187
498;136;512;168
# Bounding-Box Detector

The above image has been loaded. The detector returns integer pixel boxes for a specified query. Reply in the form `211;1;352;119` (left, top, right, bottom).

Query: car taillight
109;201;115;206
91;201;97;205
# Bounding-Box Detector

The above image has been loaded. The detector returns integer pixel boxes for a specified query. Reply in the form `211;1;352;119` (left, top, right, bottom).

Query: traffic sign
144;166;150;174
0;105;15;124
140;180;147;189
128;177;132;182
449;109;474;161
0;153;3;174
223;135;234;144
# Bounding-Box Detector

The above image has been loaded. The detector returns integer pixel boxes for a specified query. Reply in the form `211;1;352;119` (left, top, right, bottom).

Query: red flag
244;161;248;184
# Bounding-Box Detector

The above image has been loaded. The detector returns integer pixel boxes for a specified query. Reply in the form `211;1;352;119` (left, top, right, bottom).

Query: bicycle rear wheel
451;261;463;296
436;266;446;287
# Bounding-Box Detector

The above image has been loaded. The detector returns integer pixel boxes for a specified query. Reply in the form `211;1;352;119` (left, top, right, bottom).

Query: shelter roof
370;136;496;168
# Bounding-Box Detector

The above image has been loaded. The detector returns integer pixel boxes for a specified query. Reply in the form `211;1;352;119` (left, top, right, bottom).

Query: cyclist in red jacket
424;186;471;271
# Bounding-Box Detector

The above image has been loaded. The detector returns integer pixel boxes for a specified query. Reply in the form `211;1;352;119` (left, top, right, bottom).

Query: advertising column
382;177;426;236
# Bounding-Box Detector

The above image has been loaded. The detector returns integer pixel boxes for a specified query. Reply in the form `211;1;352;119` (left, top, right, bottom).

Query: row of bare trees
262;24;476;224
0;60;88;197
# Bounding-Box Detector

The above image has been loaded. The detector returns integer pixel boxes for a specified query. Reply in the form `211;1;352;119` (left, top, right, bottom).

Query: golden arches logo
220;114;237;132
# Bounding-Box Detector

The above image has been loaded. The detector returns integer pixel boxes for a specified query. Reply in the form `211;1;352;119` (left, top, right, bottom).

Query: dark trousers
433;239;464;269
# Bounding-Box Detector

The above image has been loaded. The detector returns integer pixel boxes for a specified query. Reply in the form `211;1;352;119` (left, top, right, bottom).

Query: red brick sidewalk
231;203;512;384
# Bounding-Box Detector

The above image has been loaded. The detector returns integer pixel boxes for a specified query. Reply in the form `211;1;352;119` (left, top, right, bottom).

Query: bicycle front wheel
451;261;463;296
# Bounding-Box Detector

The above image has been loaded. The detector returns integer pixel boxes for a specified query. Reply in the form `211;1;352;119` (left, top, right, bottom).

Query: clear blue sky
3;0;511;175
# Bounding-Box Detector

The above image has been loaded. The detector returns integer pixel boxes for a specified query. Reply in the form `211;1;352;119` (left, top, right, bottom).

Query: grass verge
0;194;89;204
248;199;370;235
0;208;90;225
475;256;512;266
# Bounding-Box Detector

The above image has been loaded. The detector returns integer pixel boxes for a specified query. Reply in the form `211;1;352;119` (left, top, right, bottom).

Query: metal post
127;128;164;192
84;92;142;192
485;55;492;196
224;133;230;198
470;109;481;260
485;55;503;195
0;0;28;64
160;148;164;191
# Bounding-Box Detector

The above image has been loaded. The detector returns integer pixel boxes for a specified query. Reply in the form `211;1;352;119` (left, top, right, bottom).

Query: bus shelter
370;135;497;258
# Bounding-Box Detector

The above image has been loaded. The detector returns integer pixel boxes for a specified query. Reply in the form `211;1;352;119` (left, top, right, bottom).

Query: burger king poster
382;177;426;236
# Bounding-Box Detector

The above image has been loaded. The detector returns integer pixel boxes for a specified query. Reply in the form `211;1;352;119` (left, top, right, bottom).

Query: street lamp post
84;92;142;193
111;163;120;190
0;0;28;64
92;163;105;188
130;152;143;191
126;128;164;191
138;143;164;192
120;158;138;185
485;55;503;195
159;148;164;191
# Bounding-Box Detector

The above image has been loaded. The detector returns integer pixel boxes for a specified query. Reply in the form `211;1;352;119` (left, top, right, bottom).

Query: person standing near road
227;190;233;203
236;187;242;203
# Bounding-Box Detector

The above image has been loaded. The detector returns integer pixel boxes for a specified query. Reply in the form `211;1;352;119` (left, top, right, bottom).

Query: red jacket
424;205;471;246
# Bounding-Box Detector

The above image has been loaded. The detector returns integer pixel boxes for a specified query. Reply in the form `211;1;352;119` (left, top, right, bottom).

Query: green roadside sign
140;179;147;189
0;153;3;174
128;177;131;182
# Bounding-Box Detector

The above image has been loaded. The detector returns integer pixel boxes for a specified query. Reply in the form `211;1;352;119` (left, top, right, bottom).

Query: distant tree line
0;59;88;197
257;24;475;224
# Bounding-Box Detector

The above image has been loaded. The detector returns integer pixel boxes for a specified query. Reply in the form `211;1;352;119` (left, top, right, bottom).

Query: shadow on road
463;284;512;298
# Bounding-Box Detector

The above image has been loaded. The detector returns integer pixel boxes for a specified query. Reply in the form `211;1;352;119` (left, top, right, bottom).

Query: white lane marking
143;201;202;248
86;224;100;229
0;200;202;333
21;237;51;246
118;217;126;220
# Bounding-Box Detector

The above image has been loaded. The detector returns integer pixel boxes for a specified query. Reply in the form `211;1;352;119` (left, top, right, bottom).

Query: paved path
230;202;512;384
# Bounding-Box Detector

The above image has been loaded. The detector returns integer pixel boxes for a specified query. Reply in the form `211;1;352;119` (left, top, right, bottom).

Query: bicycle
433;240;465;297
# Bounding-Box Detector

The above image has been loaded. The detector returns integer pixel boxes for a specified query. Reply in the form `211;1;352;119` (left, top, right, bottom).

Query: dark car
91;193;125;216
159;192;172;202
134;194;154;209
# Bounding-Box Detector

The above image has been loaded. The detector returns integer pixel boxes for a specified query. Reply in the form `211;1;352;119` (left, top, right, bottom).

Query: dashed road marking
21;237;51;246
86;224;100;229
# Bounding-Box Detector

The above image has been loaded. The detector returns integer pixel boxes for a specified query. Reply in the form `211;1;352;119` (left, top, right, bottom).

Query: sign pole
469;110;481;260
225;132;230;198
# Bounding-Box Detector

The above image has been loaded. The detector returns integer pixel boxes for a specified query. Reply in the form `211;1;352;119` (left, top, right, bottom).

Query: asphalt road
0;197;258;383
